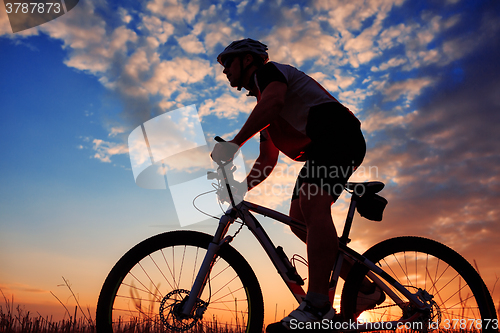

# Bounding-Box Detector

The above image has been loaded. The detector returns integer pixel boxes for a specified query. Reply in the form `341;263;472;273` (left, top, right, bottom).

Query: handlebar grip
214;136;226;143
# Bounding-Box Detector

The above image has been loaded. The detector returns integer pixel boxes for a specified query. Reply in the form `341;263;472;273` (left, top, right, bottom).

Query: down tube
242;203;307;303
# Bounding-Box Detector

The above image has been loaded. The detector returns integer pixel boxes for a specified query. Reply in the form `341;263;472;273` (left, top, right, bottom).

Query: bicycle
96;137;498;332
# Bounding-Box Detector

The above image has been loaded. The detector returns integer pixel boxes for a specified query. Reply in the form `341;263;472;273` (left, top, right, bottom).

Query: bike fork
181;212;235;317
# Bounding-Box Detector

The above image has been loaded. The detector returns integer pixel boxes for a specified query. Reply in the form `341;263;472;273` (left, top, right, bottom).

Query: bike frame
179;156;431;328
182;198;430;327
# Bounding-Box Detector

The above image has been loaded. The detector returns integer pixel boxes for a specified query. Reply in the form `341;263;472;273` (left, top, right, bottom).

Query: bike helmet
217;38;269;66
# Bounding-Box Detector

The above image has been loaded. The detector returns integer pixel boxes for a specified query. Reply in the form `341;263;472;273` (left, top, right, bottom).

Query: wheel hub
401;288;441;331
159;289;208;332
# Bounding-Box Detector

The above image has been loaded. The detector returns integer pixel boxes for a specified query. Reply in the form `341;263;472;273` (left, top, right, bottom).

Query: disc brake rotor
159;289;208;332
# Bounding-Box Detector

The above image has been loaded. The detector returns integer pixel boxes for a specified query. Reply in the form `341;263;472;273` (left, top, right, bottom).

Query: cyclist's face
222;56;240;87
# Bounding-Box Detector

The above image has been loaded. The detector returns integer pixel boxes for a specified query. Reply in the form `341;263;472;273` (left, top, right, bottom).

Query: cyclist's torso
254;62;358;161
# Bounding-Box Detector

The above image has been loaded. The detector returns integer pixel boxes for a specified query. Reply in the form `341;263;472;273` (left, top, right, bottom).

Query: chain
371;302;407;311
231;218;245;239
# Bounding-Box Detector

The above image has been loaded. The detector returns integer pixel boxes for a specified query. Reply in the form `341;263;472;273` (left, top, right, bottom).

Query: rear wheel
96;231;264;333
341;237;498;332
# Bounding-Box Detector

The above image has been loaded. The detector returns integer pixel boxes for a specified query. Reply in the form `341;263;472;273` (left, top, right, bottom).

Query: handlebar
214;136;225;143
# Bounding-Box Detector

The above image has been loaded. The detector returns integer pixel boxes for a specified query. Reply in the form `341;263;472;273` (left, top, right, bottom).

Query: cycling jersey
254;62;360;161
254;62;365;201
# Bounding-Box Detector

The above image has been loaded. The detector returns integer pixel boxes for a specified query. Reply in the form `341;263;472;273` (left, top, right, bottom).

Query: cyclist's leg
289;198;307;242
299;102;366;285
298;182;337;297
290;197;359;282
267;188;338;332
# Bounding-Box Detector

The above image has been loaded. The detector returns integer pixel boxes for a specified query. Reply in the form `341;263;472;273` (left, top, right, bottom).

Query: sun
356;311;373;325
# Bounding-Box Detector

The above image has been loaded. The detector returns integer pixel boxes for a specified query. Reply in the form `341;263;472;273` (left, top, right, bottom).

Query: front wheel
341;236;498;332
96;231;264;333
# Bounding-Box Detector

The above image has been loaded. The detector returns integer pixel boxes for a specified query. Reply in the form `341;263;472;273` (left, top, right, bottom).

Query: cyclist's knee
290;226;307;243
289;198;303;220
289;199;307;242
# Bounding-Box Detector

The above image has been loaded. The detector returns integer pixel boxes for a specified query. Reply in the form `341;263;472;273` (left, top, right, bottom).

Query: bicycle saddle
345;181;385;196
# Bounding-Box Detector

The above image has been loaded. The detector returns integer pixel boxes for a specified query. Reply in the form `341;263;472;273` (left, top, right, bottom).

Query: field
0;293;240;333
1;288;499;333
2;300;499;333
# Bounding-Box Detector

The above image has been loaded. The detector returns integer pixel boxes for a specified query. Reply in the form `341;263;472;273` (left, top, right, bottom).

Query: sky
1;0;500;325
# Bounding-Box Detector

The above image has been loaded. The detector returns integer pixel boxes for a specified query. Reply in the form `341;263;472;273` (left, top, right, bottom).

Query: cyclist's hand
211;141;239;164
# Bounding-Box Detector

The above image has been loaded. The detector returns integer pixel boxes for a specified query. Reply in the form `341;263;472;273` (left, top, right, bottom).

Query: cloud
309;71;356;94
108;127;126;137
176;34;206;53
143;56;213;101
37;2;138;76
141;15;175;44
92;139;128;163
235;0;249;14
382;77;434;103
345;21;500;287
199;92;255;119
265;10;343;67
371;57;407;71
315;0;404;32
146;0;200;23
1;0;229;135
0;283;49;294
199;22;237;54
118;7;133;24
362;110;418;133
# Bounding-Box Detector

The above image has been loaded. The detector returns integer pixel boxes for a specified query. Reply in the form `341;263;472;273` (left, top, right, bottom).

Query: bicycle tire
96;230;264;333
341;236;498;332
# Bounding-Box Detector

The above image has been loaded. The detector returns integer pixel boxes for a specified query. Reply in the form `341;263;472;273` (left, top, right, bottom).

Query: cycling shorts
291;102;366;201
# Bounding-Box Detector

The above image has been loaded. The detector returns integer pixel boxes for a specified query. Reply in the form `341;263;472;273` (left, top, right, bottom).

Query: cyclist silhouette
211;38;383;332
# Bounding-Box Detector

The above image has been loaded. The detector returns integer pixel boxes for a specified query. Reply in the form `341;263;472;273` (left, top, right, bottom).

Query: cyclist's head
217;38;268;90
217;38;269;67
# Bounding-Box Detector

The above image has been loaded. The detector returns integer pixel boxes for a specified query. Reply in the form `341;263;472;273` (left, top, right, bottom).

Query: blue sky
1;0;500;322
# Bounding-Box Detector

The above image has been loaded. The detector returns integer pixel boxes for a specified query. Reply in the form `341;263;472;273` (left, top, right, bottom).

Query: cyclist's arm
245;130;279;191
230;81;287;147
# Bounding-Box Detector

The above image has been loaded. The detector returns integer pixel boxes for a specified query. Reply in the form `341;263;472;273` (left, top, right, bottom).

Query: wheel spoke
96;231;263;332
342;236;496;332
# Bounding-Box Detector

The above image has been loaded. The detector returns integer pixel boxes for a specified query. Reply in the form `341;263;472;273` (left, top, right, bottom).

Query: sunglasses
223;56;236;68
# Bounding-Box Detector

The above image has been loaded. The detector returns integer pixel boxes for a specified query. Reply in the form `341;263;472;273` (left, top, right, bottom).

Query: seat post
339;196;358;244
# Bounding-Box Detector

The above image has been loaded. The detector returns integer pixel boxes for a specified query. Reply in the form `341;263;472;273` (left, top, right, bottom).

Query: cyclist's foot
355;283;386;315
266;300;336;332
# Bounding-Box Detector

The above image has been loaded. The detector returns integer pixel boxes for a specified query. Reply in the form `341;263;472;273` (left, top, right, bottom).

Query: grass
0;299;94;333
1;300;500;333
2;291;499;333
0;302;240;333
0;288;245;333
1;274;499;333
1;284;96;333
